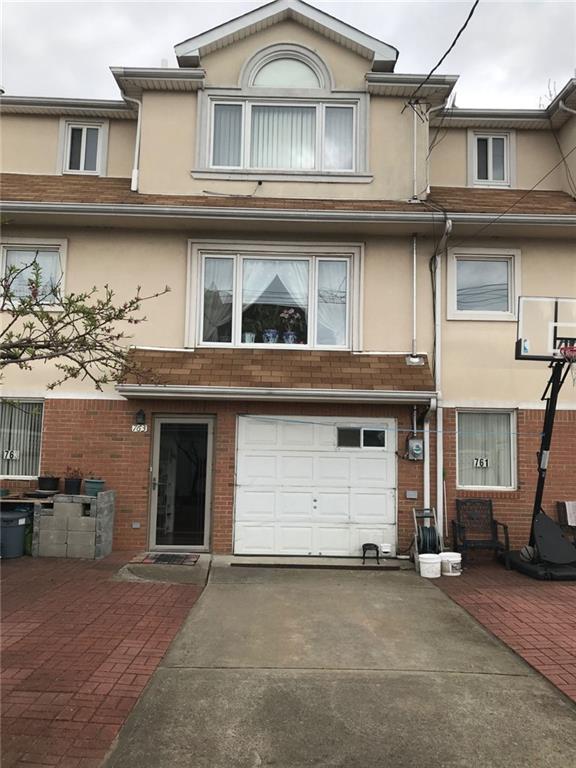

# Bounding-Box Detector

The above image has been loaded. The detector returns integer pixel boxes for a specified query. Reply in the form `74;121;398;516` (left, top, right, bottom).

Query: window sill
456;485;517;492
197;343;351;351
471;180;511;188
447;311;516;322
191;169;373;184
62;169;102;177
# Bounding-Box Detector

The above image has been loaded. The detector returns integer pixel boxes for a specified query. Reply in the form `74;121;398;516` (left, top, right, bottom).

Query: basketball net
559;344;576;386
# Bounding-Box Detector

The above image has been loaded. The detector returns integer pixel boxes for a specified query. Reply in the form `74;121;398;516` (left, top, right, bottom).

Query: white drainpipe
412;234;418;356
122;94;142;192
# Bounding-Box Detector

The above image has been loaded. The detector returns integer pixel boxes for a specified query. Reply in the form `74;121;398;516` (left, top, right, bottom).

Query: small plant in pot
84;474;105;497
38;472;60;491
64;466;83;495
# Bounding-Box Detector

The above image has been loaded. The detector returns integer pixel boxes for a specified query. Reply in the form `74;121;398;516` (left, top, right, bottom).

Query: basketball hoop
559;343;576;386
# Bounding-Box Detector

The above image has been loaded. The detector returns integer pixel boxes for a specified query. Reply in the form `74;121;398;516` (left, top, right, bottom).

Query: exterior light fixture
134;409;146;425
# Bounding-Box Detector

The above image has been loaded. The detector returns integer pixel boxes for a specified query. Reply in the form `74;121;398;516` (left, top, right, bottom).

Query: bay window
198;247;355;349
210;101;356;173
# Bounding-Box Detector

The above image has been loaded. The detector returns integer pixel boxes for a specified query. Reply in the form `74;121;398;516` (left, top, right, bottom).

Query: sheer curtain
324;107;354;171
458;412;512;487
242;259;309;309
316;260;347;346
213;104;242;167
251;106;315;170
5;248;61;301
202;258;234;342
0;401;43;477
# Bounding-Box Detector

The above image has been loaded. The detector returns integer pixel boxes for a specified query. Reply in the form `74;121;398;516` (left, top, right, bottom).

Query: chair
556;502;576;545
453;498;510;568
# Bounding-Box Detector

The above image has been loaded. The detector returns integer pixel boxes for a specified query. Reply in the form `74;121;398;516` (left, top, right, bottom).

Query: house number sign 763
473;457;490;468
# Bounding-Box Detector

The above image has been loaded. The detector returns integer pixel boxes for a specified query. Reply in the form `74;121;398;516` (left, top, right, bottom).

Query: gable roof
174;0;398;72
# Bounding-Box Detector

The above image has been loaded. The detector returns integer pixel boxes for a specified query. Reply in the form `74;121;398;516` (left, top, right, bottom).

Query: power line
405;0;481;105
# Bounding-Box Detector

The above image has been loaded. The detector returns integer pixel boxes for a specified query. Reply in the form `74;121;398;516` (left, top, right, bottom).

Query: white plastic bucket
440;552;462;576
418;553;441;579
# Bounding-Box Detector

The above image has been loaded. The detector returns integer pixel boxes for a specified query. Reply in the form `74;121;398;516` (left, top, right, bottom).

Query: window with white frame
2;240;66;304
0;400;44;478
63;122;103;174
457;410;515;489
198;247;354;348
447;247;520;321
199;46;366;177
471;132;511;186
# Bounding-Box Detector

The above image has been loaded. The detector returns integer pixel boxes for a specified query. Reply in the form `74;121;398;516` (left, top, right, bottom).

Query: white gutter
2;201;575;227
121;95;142;191
434;218;452;540
559;100;576;117
116;384;437;404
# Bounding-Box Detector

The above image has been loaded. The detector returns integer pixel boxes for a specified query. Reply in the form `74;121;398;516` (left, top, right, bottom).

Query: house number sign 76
473;457;489;468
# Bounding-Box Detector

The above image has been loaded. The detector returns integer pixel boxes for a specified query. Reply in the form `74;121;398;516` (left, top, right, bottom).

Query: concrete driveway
105;565;576;768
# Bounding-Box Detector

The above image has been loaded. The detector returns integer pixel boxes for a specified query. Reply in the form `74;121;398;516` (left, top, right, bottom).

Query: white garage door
234;416;397;557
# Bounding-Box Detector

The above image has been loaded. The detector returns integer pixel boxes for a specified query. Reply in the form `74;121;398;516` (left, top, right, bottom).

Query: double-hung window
457;410;516;489
447;248;520;321
2;239;66;305
0;400;44;479
63;122;106;175
197;245;356;349
211;101;356;173
470;131;512;187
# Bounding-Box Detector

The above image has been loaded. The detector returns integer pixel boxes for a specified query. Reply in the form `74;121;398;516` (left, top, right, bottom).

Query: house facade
1;0;575;557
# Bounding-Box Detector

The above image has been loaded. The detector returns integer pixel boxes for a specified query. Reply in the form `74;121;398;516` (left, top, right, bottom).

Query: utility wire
405;0;481;105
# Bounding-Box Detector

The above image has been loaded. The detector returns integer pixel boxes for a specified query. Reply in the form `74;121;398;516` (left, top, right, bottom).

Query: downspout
412;105;418;200
122;94;142;192
411;234;418;357
423;397;436;512
434;218;452;540
559;100;576;116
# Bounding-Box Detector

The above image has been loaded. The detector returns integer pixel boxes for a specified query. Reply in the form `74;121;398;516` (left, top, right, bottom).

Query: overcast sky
2;0;575;108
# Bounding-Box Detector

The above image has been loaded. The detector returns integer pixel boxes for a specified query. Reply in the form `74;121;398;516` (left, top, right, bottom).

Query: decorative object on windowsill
84;476;105;497
243;331;256;343
262;329;279;344
64;466;83;495
282;330;297;344
38;473;60;491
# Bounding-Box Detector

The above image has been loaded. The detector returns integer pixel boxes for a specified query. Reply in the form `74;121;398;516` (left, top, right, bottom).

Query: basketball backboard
516;296;576;361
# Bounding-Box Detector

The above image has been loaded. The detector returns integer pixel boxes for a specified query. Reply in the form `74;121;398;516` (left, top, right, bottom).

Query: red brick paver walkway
1;555;202;767
437;564;576;702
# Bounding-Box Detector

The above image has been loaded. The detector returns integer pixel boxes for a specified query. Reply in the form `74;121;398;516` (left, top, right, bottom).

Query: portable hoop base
506;551;576;581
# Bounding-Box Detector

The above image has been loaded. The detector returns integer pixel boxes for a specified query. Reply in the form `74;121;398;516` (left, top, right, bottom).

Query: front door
150;418;212;550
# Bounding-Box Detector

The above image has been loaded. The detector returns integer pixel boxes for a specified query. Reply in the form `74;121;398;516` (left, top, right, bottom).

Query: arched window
252;58;321;89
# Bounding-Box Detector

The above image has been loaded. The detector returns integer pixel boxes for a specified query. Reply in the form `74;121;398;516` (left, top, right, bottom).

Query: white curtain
458;412;512;487
242;259;309;310
317;260;347;346
251;106;315;170
213;104;242;167
203;258;234;342
5;248;61;301
324;107;353;171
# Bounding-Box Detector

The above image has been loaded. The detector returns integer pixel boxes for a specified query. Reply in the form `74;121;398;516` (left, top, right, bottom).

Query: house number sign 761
3;449;20;460
473;457;490;468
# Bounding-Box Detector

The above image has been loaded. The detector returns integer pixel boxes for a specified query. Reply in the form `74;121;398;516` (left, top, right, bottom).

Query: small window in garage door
337;427;386;449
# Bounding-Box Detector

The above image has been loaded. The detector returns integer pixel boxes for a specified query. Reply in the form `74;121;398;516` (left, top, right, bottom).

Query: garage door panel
352;456;395;486
239;419;278;447
350;490;395;524
351;526;397;557
280;421;315;448
315;492;349;521
279;455;315;483
315;526;351;556
275;526;313;554
235;524;275;554
235;490;276;520
237;455;277;483
278;491;313;518
316;456;351;484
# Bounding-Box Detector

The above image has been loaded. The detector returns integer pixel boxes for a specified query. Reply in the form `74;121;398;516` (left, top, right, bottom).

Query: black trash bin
0;509;31;558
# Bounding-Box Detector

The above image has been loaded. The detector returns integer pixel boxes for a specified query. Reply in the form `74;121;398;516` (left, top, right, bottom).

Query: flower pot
282;331;297;344
64;477;82;495
262;329;279;344
84;479;105;497
38;476;60;491
243;331;256;344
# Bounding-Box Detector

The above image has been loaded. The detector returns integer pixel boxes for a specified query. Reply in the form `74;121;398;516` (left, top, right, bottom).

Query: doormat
130;552;200;566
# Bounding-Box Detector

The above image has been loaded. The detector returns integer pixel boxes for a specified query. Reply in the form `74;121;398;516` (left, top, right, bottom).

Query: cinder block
38;543;67;557
39;530;67;546
66;542;95;559
67;531;95;549
53;502;84;522
67;516;96;533
38;515;67;532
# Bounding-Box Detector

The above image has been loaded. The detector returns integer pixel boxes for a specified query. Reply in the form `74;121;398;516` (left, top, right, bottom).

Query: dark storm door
150;417;213;550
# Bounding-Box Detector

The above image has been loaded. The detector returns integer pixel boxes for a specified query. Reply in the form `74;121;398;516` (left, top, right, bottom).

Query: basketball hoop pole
530;357;572;545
